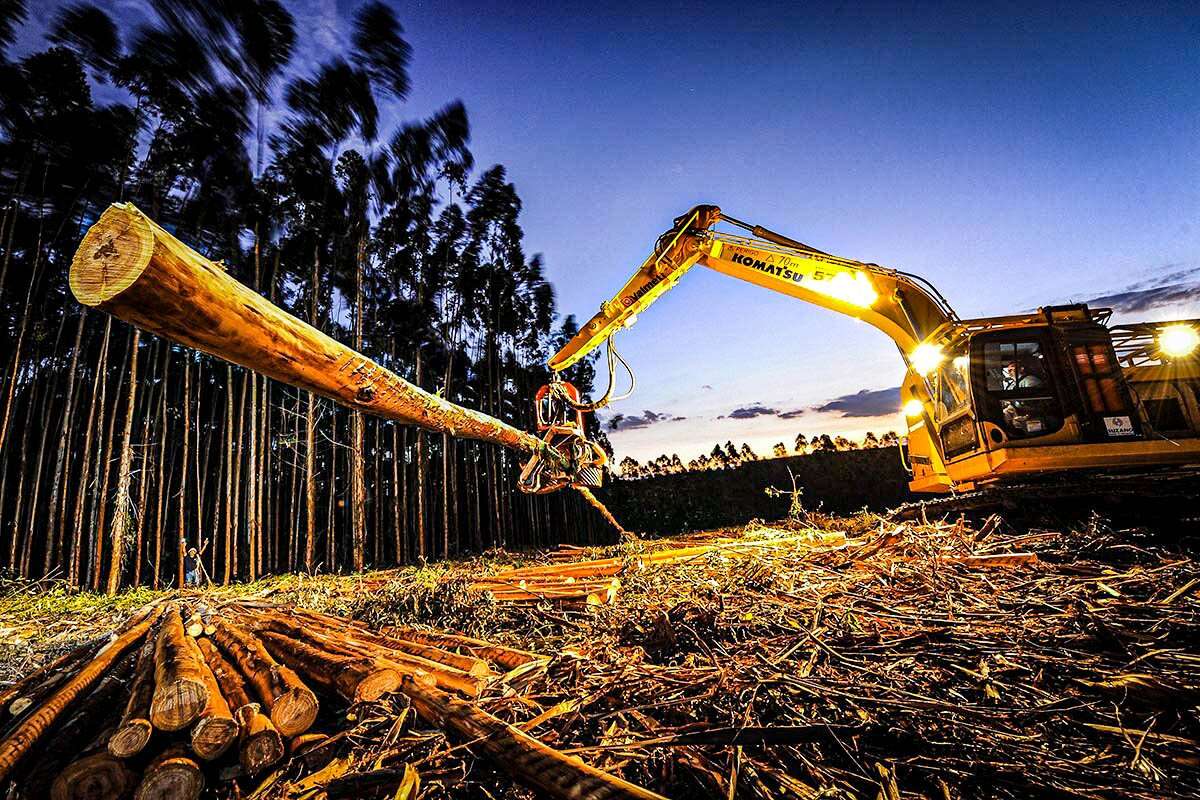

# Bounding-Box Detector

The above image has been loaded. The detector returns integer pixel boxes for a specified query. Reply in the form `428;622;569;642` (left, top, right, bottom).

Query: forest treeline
0;0;613;592
599;447;913;535
616;430;901;479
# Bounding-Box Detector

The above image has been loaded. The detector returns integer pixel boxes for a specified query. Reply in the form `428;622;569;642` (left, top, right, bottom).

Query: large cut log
234;703;285;775
398;676;666;800
69;202;559;461
134;744;203;800
194;636;283;774
50;752;136;800
209;618;318;736
108;614;161;757
189;646;237;760
149;605;209;731
0;602;163;782
193;637;251;710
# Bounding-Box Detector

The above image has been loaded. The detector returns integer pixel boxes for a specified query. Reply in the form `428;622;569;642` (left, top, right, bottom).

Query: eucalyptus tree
275;55;376;572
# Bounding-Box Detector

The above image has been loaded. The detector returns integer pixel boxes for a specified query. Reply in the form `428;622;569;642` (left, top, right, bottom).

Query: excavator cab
518;378;608;494
906;306;1200;492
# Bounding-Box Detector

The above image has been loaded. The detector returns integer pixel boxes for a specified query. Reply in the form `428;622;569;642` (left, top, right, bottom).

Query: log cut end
269;687;319;737
134;748;204;800
351;666;403;703
107;718;153;758
190;714;238;760
148;677;208;732
235;704;284;775
50;752;135;800
69;203;154;307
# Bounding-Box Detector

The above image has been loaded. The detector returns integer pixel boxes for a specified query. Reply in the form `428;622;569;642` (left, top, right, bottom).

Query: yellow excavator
519;204;1200;505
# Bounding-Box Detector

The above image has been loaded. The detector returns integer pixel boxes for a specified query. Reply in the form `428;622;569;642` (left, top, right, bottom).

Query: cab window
934;349;969;421
981;340;1062;438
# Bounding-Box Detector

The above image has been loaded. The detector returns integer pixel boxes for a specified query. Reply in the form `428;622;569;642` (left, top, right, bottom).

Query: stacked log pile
0;599;664;799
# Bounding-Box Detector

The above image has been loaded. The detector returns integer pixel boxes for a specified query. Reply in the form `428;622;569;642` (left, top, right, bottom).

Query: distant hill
595;447;914;535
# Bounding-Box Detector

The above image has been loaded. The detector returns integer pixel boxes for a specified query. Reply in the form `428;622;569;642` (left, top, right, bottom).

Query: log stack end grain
50;752;136;800
134;746;204;800
233;703;284;775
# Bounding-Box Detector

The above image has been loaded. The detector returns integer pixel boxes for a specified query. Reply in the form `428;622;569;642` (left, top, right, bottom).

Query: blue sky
19;1;1200;462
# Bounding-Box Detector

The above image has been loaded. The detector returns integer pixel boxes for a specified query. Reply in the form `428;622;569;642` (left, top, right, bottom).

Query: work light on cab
909;343;945;376
903;399;925;418
1158;324;1199;359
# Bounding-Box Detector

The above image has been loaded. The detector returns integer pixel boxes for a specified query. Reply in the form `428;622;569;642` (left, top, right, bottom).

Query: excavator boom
550;205;956;372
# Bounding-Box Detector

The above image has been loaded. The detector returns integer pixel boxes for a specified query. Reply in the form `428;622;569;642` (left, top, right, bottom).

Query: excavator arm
521;204;958;494
550;204;957;371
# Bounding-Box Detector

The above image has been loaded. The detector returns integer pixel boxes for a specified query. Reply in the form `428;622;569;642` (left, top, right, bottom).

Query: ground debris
1;512;1198;798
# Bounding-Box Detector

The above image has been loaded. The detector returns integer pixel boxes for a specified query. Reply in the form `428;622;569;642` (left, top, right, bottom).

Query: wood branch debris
0;598;663;799
1;514;1199;797
466;525;849;605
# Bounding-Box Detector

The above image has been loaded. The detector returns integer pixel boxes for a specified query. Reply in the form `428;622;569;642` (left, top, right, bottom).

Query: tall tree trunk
71;318;111;586
224;365;234;584
106;329;141;594
45;311;87;575
153;349;170;588
9;382;36;575
131;342;163;586
350;235;366;571
231;370;246;581
304;243;320;574
248;371;258;580
178;358;190;589
326;415;337;571
92;336;129;590
414;349;425;561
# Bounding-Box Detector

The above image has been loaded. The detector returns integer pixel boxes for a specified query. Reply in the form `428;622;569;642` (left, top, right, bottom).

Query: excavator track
889;468;1200;523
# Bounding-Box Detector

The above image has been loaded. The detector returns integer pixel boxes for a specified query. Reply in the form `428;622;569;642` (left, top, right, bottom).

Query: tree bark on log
149;605;209;731
384;627;546;672
279;607;494;677
194;636;282;774
189;650;237;760
0;602;162;782
134;744;203;800
107;616;159;757
69;202;560;463
256;630;404;703
397;675;666;800
243;611;480;696
208;619;317;736
194;636;251;710
50;752;135;800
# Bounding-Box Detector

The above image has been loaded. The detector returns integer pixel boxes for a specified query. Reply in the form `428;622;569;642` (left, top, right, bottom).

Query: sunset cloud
723;404;778;420
606;410;684;431
1078;264;1200;316
815;387;902;418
